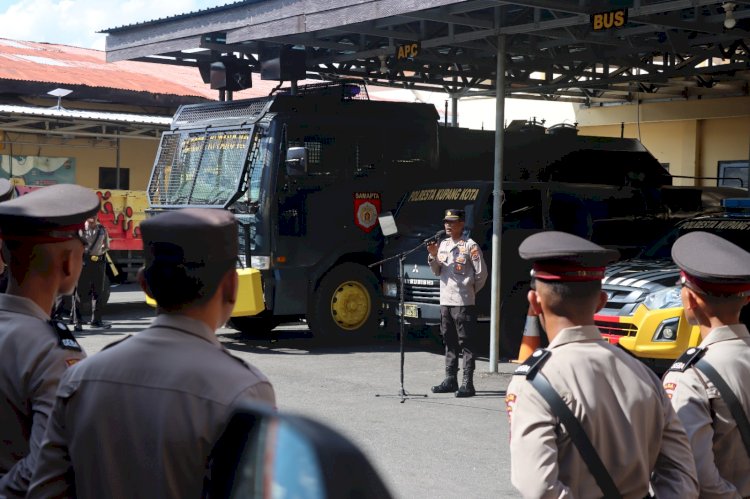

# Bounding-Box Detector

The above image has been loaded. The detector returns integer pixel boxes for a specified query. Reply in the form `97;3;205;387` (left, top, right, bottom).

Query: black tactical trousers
440;305;477;373
75;258;107;323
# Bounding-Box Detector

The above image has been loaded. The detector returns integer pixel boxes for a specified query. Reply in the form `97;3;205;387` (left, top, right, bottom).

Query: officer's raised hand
427;240;438;258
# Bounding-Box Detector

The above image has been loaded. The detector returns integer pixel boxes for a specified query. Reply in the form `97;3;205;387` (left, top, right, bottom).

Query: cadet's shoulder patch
663;382;678;399
505;393;518;421
668;346;705;372
101;335;132;351
514;348;551;378
49;320;82;351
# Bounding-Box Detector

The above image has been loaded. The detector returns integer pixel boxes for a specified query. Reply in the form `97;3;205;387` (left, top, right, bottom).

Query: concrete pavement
89;287;521;499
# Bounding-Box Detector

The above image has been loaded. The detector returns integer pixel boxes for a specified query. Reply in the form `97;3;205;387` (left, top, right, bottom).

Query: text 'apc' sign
396;42;420;61
590;8;628;31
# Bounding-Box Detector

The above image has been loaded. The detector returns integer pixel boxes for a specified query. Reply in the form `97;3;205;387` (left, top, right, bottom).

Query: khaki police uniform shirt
505;325;698;499
428;237;488;306
29;313;276;499
663;324;750;499
0;294;86;499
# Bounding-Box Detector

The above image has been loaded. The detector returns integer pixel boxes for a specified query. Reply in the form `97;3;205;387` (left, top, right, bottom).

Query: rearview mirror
209;402;394;499
378;211;398;237
285;147;307;176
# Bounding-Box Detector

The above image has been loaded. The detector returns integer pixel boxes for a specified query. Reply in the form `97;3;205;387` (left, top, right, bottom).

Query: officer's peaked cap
141;208;238;268
0;184;99;243
672;231;750;296
519;231;619;282
444;209;465;221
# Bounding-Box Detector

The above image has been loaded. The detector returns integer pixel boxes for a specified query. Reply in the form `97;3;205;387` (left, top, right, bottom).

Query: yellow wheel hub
330;280;371;331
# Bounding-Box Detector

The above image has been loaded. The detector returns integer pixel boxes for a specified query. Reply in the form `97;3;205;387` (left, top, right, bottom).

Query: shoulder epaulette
668;346;706;372
49;320;83;351
101;335;133;351
514;348;552;378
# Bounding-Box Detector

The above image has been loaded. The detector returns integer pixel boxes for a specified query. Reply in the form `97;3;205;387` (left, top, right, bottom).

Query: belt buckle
91;255;99;262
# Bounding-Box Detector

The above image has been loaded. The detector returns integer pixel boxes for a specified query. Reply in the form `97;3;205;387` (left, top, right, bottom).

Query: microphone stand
370;234;440;403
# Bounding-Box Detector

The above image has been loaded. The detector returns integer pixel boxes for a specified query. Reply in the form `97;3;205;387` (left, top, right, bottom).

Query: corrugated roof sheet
0;38;279;99
0;104;173;125
101;1;256;33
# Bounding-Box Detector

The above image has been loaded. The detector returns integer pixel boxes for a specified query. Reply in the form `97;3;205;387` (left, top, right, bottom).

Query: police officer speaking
505;231;698;498
29;207;275;499
0;184;99;498
427;208;487;398
663;231;750;497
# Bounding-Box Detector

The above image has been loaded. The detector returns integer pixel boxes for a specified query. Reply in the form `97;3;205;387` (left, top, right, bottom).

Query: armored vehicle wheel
308;263;380;339
229;313;277;338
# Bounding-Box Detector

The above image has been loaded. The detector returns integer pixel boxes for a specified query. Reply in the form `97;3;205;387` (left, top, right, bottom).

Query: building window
718;161;749;189
99;167;130;190
660;162;670;172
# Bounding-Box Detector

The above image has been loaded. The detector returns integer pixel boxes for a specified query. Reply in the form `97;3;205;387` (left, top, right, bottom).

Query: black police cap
672;231;750;296
519;231;619;282
443;209;465;222
0;184;100;242
141;208;238;269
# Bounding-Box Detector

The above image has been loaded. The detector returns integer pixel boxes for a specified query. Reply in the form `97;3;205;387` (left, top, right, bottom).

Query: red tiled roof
0;38;280;100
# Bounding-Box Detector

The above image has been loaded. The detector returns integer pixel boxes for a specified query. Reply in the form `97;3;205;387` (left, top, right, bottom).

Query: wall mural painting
0;154;76;185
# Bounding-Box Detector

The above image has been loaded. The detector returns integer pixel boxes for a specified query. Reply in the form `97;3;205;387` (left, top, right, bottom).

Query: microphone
424;229;446;244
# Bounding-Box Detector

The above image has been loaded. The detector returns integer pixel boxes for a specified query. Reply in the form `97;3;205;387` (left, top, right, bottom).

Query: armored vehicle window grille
289;140;322;166
149;128;253;208
172;99;272;129
236;215;254;261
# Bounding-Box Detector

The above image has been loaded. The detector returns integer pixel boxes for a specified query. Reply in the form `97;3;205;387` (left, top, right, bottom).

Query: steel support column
489;35;506;373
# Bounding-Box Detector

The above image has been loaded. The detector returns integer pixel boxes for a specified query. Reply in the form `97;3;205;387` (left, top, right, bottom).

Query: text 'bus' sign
590;8;627;31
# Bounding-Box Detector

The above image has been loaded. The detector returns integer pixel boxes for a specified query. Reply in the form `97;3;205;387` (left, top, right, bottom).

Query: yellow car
595;206;750;374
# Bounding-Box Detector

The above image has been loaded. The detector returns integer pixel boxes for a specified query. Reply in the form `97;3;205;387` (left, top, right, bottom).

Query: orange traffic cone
513;305;542;363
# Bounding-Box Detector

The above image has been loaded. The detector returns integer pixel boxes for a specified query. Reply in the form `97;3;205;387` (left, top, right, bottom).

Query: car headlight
383;281;398;298
652;317;680;342
643;286;682;310
250;256;271;270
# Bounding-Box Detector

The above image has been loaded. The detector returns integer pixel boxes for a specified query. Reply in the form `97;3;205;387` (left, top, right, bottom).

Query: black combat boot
431;369;459;393
455;370;475;398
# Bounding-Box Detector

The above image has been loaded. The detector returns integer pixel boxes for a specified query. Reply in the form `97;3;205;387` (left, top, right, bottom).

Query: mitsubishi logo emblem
412;264;419;273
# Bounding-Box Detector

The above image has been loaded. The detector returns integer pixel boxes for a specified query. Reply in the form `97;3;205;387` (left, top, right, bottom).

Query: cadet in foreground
663;231;750;497
0;184;98;498
29;208;275;499
505;231;698;498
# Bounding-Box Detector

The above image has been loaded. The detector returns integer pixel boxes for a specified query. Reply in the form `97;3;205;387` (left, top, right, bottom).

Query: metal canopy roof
103;0;750;104
0;104;170;140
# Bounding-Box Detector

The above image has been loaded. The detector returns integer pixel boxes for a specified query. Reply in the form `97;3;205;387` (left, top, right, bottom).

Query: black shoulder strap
513;348;552;377
694;357;750;460
668;347;705;372
524;353;622;499
49;320;83;351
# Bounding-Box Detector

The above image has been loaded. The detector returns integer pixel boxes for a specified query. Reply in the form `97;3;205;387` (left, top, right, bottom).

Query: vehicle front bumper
595;304;700;364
